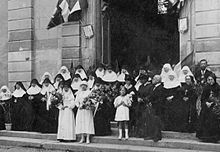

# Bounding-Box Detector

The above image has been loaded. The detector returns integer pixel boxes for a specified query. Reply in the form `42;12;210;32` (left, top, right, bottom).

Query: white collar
41;84;55;95
27;86;41;95
12;89;26;98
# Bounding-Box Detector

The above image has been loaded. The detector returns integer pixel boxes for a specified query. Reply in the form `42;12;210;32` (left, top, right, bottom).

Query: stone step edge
0;130;197;140
0;131;219;151
0;136;214;152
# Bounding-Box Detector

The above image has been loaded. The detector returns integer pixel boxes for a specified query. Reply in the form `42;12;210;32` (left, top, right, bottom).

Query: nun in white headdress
11;82;33;131
160;63;173;83
87;72;96;89
117;65;130;83
53;74;65;90
178;66;195;84
40;78;55;111
71;74;82;93
163;71;185;132
102;65;117;83
95;63;105;79
0;86;12;130
58;66;72;81
40;72;54;84
75;65;88;80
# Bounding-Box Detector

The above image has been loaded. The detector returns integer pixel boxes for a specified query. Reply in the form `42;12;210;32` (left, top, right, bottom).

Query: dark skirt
164;99;187;132
94;102;112;136
11;97;34;131
135;103;162;141
0;103;5;130
196;106;220;143
31;97;58;133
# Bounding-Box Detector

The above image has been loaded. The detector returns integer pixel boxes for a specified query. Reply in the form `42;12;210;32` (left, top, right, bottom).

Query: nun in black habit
11;82;34;131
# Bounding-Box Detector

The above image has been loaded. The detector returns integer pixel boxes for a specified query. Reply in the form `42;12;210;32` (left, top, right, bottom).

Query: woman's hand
61;106;68;110
138;98;143;103
28;96;34;100
41;97;47;102
206;102;213;108
183;97;189;102
167;96;174;101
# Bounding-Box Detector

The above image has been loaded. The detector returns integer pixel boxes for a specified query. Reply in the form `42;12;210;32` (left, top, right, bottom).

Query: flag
174;51;194;76
47;0;88;29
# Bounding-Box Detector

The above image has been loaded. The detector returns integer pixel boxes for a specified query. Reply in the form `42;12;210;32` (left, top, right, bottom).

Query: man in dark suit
195;59;213;85
149;75;165;120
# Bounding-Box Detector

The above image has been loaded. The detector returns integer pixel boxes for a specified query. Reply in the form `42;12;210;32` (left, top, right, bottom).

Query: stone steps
0;131;219;151
0;136;215;152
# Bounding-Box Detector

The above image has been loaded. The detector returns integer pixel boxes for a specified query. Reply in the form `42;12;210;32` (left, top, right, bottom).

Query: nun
75;65;88;80
178;66;196;85
53;74;65;90
39;78;57;133
0;86;13;130
197;74;220;143
57;81;76;141
58;66;72;83
75;80;94;144
87;72;96;90
163;71;184;131
160;63;173;83
179;75;198;133
71;74;82;94
102;65;118;83
40;72;54;84
11;82;33;131
27;79;47;133
95;63;105;79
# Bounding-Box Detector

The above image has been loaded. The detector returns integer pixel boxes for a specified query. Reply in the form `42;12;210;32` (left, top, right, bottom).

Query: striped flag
47;0;88;29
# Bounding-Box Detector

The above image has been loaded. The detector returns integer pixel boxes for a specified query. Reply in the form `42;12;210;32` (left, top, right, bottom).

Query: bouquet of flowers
89;89;105;104
50;91;63;107
80;97;96;110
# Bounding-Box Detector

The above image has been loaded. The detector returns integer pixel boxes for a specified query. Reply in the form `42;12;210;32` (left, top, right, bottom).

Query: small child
114;86;132;140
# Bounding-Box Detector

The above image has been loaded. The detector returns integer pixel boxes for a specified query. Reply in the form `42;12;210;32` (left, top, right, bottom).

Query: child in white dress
57;82;76;141
114;86;132;140
75;81;94;144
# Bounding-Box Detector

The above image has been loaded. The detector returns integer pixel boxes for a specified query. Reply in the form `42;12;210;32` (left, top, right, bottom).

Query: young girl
57;81;76;141
75;81;94;144
114;86;132;140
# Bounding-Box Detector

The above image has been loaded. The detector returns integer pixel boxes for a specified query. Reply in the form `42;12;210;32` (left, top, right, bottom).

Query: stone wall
6;0;100;89
180;0;220;78
0;0;8;87
8;0;34;89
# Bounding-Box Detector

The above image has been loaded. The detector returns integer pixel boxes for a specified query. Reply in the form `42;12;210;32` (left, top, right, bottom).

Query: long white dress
114;95;132;121
75;90;95;135
57;89;76;140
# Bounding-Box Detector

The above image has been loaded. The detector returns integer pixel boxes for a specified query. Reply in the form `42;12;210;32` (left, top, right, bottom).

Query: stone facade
4;0;102;89
180;0;220;78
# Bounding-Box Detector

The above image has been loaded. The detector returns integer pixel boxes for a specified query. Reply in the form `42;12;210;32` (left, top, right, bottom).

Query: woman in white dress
114;86;132;140
57;81;76;141
75;81;94;144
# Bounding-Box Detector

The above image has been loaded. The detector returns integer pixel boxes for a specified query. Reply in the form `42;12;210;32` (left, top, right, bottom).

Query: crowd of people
0;59;219;143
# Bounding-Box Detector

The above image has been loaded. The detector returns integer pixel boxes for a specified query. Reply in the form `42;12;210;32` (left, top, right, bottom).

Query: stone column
8;0;34;88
